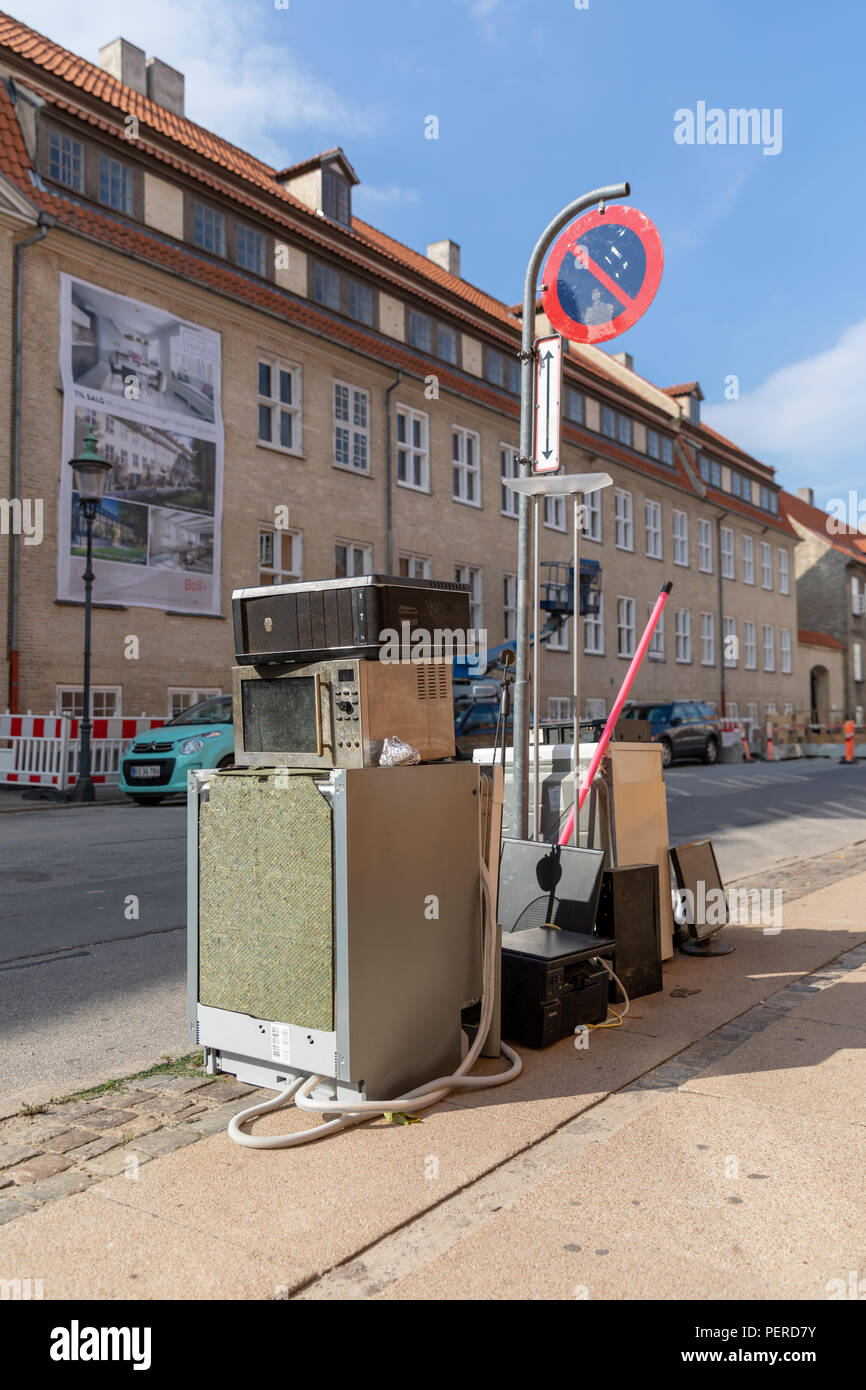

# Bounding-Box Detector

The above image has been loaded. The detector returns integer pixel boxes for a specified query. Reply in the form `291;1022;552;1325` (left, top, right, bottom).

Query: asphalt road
2;757;865;1102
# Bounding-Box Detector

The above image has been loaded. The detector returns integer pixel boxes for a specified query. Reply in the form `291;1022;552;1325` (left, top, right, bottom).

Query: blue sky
16;0;866;508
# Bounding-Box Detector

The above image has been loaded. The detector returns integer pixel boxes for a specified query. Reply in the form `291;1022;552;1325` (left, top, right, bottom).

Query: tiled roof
693;420;774;477
779;490;866;563
799;629;846;652
663;382;700;396
678;441;796;538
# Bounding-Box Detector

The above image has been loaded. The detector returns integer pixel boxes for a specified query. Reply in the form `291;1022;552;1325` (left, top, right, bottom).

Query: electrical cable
585;956;630;1030
228;858;522;1149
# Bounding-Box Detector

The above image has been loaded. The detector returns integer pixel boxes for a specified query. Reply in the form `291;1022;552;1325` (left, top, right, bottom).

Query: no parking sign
541;205;663;345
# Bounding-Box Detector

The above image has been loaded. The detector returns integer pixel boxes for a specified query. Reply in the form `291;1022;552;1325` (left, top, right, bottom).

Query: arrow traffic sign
541;205;663;346
533;334;562;473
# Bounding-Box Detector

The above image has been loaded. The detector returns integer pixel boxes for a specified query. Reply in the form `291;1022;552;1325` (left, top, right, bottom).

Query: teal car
119;694;234;805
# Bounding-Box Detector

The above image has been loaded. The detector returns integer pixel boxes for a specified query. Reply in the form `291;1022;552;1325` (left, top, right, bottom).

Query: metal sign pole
513;181;630;842
532;494;541;839
572;492;581;844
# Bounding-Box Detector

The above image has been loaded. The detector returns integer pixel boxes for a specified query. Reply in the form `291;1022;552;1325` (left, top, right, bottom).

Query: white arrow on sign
533;334;563;473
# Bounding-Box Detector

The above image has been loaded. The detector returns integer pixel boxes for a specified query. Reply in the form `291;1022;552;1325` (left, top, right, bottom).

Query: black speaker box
594;863;663;1000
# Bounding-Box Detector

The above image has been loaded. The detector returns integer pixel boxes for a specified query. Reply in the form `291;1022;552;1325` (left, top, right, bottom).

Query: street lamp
68;428;112;803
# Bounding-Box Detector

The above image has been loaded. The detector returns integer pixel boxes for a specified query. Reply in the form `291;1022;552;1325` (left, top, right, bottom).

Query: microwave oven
232;657;455;770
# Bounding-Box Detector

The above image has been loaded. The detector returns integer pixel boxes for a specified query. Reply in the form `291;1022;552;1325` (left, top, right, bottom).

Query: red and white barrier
0;714;165;787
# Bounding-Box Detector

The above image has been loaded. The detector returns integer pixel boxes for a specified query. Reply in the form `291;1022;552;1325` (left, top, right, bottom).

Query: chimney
146;57;185;115
611;351;634;371
797;486;815;507
98;38;147;96
427;239;461;278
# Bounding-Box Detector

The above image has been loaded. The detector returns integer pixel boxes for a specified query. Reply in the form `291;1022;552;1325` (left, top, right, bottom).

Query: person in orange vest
843;716;856;764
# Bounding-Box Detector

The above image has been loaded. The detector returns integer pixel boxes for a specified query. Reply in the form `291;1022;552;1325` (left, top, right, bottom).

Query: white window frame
852;576;865;616
544;495;566;531
700;611;715;666
396;405;430;492
399;551;432;580
501;444;519;518
584;593;604;655
778;548;790;596
723;616;738;668
455;564;483;628
742;534;755;585
675;608;692;664
548;697;572;721
672;509;689;567
503;572;517;640
452;427;481;507
644;500;662;559
548;617;569;652
586;697;607;720
258;356;302;456
854;641;863;684
56;685;122;718
763;624;775;672
698;518;713;573
744;620;757;670
780;626;792;674
761;541;773;590
584;488;602;543
617;596;636;658
721;526;735;579
334;539;372;578
167;687;222;718
648;603;665;660
614;488;634;551
49;129;84;191
333;380;370;474
259;527;303;584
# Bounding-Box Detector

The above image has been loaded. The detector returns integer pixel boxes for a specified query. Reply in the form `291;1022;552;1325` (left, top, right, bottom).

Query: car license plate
131;765;161;779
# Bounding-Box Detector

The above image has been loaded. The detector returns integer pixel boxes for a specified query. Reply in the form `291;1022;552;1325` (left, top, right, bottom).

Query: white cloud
353;184;420;213
11;0;379;163
703;319;866;465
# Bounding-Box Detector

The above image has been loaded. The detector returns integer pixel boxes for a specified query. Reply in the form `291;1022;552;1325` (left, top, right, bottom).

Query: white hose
228;858;522;1149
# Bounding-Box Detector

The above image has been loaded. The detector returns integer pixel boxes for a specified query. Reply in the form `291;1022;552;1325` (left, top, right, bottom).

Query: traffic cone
740;722;752;761
766;721;774;762
843;718;855;764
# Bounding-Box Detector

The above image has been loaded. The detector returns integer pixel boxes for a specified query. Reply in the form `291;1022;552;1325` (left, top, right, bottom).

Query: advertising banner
58;276;223;615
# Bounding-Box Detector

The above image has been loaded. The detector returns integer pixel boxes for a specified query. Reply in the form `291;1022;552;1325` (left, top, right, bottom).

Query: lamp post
68;428;112;803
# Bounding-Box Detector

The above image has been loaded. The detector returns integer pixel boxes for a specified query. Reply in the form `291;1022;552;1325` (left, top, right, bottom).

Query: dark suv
621;700;720;768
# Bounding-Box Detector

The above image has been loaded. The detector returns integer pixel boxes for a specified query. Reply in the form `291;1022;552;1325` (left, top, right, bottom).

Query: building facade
0;13;800;728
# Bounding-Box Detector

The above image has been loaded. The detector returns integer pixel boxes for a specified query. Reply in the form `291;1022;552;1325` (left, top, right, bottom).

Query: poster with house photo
57;275;223;615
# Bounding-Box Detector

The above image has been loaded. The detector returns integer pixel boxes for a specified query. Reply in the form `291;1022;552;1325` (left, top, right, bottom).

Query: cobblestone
7;1152;72;1184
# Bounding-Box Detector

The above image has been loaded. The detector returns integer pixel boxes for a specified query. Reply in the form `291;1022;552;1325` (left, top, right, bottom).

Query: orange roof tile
779;490;866;563
799;629;846;652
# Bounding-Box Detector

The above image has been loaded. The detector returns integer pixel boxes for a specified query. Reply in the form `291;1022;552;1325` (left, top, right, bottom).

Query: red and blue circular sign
541;205;663;346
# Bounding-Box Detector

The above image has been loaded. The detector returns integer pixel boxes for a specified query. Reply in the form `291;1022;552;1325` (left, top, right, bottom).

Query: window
854;642;864;683
761;542;773;590
408;309;433;354
614;488;634;550
57;686;121;718
584;488;602;543
586;698;607;720
648;603;665;660
566;389;584;424
507;359;521;395
780;627;792;674
672;510;689;566
617;414;632;447
698;519;713;572
731;471;743;499
853;576;865;616
727;701;739;718
167;688;221;718
501;445;519;517
99;156;133;214
485;347;505;387
333;381;370;472
237;224;266;275
455;564;482;628
399;552;432;580
778;549;790;595
602;406;617;439
259;528;302;585
584;593;604;655
548;618;569;652
544;495;566;531
742;535;755;584
503;573;517;640
192;201;225;255
661;437;674;466
721;526;735;579
396;406;429;491
645;500;662;559
763;625;775;672
617;597;636;658
548;697;573;721
646;430;660;460
258;358;301;453
49;130;83;190
724;616;738;668
323;167;351;225
701;612;715;666
699;455;710;482
452;427;480;506
313;262;341;310
711;459;722;488
349;280;375;326
675;609;692;663
437;325;458;364
335;540;372;577
744;620;757;669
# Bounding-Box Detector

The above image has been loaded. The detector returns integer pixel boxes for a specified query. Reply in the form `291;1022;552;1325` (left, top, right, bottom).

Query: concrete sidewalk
1;869;865;1300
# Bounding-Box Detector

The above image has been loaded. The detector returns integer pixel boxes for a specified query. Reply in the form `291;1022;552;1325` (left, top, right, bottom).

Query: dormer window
689;395;701;426
323;167;351;226
276;148;359;228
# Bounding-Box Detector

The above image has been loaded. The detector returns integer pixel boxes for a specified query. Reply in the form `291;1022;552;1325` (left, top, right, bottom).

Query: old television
670;838;734;956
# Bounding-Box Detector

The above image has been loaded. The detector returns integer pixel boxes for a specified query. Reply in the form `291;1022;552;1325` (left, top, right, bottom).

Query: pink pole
559;581;672;847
